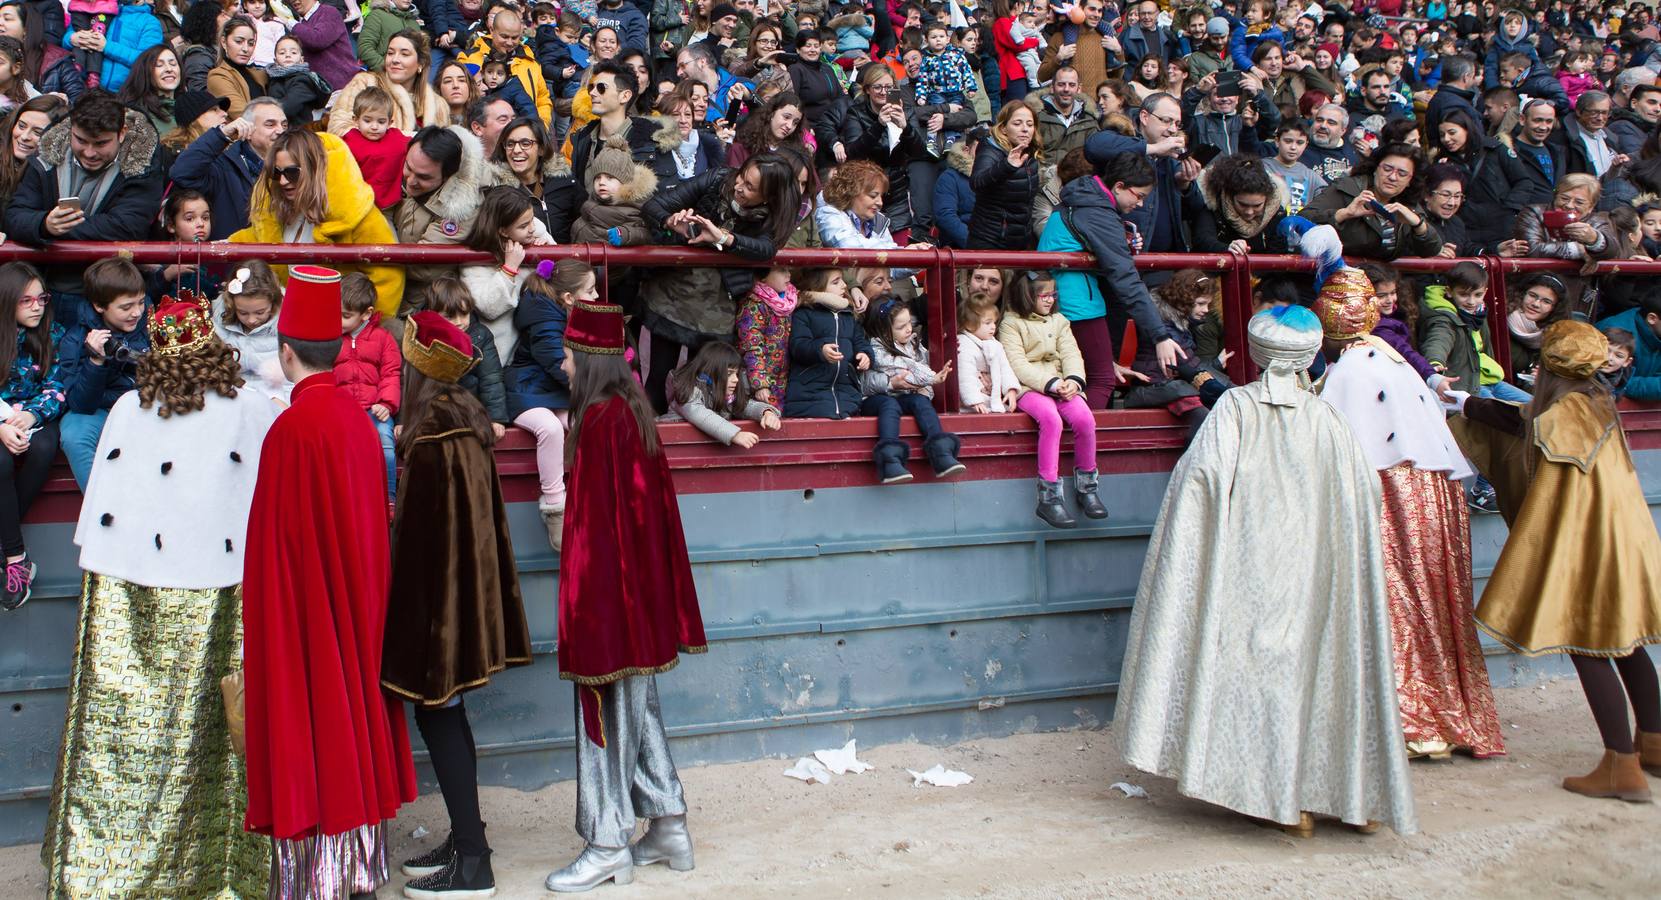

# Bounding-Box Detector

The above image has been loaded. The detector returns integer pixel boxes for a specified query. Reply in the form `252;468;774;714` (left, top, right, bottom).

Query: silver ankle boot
631;814;695;871
544;844;633;893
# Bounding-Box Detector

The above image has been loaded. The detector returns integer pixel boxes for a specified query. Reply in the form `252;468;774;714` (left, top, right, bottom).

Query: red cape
242;373;416;840
558;396;706;689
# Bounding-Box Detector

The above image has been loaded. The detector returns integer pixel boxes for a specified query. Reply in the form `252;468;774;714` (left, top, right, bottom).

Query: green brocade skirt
42;573;269;899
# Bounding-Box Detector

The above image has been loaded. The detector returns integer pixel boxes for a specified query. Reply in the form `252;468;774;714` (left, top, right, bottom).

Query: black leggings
414;698;488;856
1571;647;1661;753
0;421;59;558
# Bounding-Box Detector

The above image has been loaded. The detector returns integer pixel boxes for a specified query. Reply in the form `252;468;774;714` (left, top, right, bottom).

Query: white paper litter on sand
1109;782;1148;799
907;764;973;787
784;757;834;784
814;740;874;775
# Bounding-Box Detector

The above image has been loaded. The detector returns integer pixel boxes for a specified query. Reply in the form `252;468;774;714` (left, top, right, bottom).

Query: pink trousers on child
514;408;570;510
1017;391;1097;482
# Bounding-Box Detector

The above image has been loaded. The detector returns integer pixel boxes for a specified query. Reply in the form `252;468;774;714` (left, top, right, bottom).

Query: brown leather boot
1562;749;1653;802
1639;731;1661;776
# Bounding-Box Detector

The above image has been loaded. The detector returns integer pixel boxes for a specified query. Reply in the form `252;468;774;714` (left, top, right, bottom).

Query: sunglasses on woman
273;165;303;183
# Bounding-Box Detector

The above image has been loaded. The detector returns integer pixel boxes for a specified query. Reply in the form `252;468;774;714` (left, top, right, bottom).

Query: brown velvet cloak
382;395;533;705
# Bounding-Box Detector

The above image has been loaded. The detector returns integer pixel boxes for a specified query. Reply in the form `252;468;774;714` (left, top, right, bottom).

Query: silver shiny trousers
575;675;687;848
267;821;388;899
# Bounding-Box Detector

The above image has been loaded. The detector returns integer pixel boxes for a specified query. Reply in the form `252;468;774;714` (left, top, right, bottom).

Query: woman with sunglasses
0;261;65;612
230;129;405;317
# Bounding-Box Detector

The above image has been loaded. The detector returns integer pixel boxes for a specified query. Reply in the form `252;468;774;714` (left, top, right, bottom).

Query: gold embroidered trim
557;645;710;686
381;655;534;707
1475;619;1661;659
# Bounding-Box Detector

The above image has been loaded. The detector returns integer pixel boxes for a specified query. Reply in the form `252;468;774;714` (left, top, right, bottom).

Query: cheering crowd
4;0;1661;895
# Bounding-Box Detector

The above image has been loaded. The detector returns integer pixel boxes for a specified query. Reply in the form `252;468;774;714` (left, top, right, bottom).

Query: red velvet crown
564;301;626;355
149;291;216;356
278;265;343;341
403;311;477;383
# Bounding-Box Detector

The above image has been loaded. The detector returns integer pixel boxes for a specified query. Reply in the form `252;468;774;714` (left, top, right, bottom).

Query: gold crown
401;319;478;383
148;292;217;357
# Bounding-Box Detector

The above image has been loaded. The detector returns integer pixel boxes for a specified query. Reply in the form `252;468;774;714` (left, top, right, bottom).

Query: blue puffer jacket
784;291;872;419
64;3;163;94
58;301;151;415
504;287;571;418
1;324;67;424
932;145;974;249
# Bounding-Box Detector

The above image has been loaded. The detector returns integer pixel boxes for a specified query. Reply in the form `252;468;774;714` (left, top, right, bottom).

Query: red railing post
1482;255;1513;378
1220;251;1255;384
932;248;958;413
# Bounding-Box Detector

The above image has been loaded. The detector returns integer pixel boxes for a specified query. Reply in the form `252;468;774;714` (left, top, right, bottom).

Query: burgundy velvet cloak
558;396;706;687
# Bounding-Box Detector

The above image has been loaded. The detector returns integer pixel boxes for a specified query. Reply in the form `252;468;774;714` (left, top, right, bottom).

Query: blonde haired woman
327;28;448;135
230;129;406;317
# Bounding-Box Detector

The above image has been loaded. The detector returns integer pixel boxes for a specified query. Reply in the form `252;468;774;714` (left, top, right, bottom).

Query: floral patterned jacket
1;325;68;425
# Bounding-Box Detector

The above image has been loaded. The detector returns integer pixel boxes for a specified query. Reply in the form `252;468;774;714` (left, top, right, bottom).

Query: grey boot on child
1073;468;1108;520
1036;479;1076;529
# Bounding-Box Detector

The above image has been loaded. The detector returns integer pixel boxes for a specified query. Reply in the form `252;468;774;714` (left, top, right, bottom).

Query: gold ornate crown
149;292;217;357
402;315;478;383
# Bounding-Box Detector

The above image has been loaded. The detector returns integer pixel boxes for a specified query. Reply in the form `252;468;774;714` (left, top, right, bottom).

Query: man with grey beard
1298;103;1358;184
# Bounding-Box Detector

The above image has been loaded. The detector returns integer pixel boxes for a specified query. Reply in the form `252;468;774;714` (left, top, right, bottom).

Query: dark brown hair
341;272;378;315
85;258;146;308
669;340;749;415
566;348;659;465
135;337;244;417
0;261;53;390
396;365;497;458
1004;271;1057;318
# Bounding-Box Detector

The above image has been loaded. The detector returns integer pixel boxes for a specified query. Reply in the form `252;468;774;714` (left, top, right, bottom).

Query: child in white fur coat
956;292;1021;413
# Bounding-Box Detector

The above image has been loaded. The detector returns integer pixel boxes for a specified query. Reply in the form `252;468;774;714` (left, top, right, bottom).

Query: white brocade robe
1114;381;1418;834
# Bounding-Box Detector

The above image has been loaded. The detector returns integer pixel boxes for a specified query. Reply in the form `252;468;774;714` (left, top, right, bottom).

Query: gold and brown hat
1539;319;1608;380
1313;267;1380;342
402;311;478;383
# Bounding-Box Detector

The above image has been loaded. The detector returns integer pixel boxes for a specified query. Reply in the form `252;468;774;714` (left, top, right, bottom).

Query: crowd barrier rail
6;241;1657;399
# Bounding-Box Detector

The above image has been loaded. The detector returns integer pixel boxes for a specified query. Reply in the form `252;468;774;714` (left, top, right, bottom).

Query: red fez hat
403;311;477;383
278;265;343;341
565;301;626;355
149;290;218;356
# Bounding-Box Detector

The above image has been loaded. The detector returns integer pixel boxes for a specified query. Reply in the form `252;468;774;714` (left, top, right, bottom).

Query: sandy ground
5;675;1661;898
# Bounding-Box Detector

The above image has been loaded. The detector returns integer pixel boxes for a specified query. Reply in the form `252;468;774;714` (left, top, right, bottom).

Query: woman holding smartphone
1301;141;1444;261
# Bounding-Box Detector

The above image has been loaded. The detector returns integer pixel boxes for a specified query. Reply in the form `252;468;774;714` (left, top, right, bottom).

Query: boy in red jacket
340;86;411;211
335;272;402;500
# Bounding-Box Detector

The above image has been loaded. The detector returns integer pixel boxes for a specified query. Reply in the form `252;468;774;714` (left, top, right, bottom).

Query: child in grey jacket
663;341;781;447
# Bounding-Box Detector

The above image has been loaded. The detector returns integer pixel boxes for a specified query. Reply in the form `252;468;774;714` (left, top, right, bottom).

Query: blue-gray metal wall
6;448;1638;848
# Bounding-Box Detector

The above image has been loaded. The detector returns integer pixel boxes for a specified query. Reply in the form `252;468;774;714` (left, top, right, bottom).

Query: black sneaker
1468;486;1499;515
1;555;34;611
401;835;454;877
403;851;495;899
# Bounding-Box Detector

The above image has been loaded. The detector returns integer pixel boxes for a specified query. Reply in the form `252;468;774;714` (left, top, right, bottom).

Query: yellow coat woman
230;131;405;318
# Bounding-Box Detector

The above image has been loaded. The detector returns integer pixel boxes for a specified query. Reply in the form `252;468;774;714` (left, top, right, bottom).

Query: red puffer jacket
334;313;403;414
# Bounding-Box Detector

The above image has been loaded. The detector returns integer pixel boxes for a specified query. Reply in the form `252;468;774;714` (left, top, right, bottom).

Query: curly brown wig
136;339;245;418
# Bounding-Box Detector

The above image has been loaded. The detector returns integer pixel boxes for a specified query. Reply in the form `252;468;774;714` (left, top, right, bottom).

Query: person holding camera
57;257;153;490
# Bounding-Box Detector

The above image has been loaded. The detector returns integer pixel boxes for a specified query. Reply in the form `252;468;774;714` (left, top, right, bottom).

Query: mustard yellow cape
1454;393;1661;657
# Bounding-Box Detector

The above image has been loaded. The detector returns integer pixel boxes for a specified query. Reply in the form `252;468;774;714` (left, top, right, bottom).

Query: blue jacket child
57;290;151;489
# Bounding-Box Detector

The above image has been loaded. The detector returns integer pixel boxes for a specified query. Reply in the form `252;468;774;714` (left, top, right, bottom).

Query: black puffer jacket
968;133;1040;249
642;167;781;304
784;290;873;419
836;95;976;234
788;57;847;135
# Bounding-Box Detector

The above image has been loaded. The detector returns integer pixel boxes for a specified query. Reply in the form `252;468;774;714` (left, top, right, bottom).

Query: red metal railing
2;241;1651;412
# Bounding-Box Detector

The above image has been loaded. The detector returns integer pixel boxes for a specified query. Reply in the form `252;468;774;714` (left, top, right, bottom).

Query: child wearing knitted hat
569;133;657;247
